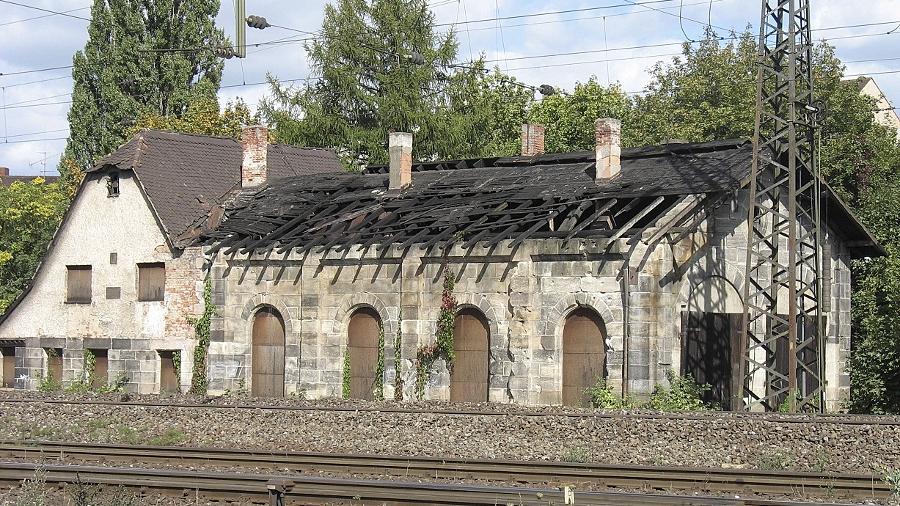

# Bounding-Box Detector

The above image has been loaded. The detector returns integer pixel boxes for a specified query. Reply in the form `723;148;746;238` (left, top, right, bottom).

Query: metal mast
739;0;824;412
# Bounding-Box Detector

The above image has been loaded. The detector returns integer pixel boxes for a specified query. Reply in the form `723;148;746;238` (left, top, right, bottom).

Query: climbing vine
393;310;404;401
82;348;96;384
374;323;385;400
188;279;215;395
342;348;351;399
415;265;457;400
172;350;181;383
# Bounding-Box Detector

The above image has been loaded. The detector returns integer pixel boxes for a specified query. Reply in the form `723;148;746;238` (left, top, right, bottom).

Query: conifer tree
63;0;226;176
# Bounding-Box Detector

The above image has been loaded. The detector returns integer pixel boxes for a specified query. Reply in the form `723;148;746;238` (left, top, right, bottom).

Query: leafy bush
585;378;635;409
885;468;900;499
645;370;710;412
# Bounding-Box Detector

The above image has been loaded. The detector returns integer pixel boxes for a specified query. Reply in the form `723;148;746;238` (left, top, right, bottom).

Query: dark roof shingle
91;129;342;247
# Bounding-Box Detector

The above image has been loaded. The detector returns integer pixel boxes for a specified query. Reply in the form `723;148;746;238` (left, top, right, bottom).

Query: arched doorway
451;308;490;402
348;307;381;400
251;306;285;397
562;307;606;407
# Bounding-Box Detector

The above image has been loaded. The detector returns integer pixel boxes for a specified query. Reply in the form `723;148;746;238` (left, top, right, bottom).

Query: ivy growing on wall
374;323;385;400
188;279;215;395
82;348;96;384
342;348;351;399
172;350;182;384
415;265;457;400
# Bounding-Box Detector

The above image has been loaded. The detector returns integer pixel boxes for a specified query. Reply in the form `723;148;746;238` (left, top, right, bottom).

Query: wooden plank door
451;310;489;402
1;348;14;388
348;308;381;400
562;308;606;407
47;348;63;384
251;308;285;397
158;351;180;394
90;349;108;389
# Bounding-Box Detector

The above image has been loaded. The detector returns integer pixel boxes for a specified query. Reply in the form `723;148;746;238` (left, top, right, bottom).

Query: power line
0;74;71;89
2;128;69;140
0;65;74;77
0;136;68;145
0;5;90;27
0;0;90;21
0;100;72;110
1;92;70;108
434;0;680;27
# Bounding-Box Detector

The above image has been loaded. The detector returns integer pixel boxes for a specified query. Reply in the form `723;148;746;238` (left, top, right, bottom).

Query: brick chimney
0;167;8;177
520;123;545;156
388;131;412;192
241;125;268;188
595;118;621;180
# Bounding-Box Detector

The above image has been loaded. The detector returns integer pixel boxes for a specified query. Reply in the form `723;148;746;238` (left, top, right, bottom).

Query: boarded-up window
1;347;15;388
89;349;108;388
46;348;63;383
66;265;92;303
138;263;165;302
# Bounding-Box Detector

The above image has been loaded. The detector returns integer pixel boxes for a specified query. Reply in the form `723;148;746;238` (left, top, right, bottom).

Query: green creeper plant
188;279;215;395
393;311;404;401
374;324;385;400
342;348;351;399
415;265;457;399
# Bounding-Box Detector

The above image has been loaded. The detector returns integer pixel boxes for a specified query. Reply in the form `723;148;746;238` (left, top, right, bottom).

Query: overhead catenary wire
0;5;90;27
0;0;90;21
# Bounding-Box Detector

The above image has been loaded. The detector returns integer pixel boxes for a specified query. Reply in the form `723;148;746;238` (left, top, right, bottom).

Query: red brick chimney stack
241;125;268;188
520;123;545;157
0;167;8;177
389;131;413;192
595;118;621;180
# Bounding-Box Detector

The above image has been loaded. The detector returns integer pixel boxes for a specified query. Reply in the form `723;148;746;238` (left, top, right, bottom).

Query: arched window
251;306;285;397
451;308;490;402
347;307;382;400
562;307;607;406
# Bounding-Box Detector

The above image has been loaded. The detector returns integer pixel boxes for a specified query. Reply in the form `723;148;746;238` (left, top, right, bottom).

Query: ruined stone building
0;130;340;392
0;121;883;411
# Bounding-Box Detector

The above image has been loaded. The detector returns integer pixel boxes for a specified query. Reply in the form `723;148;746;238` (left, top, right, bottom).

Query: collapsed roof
91;129;343;248
205;140;883;259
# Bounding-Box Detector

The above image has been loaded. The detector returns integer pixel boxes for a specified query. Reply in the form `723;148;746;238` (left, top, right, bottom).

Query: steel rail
0;460;867;506
0;441;889;501
2;396;900;426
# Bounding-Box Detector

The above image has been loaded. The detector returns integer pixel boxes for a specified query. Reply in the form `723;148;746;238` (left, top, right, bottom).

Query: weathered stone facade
0;171;202;393
207;190;853;409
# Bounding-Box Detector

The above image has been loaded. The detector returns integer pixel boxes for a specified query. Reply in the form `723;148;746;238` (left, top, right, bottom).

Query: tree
0;179;69;314
528;78;634;152
63;0;226;179
130;96;259;139
262;0;535;168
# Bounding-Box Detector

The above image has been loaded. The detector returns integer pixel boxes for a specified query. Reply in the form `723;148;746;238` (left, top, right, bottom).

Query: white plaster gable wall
0;171;174;340
859;79;900;141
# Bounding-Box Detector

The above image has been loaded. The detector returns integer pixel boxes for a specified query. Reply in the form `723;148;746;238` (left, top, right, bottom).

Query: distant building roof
206;140;884;259
92;129;343;248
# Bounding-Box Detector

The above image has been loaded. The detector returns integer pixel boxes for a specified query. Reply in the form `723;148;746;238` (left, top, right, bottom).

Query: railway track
2;395;900;426
0;441;890;502
0;460;874;505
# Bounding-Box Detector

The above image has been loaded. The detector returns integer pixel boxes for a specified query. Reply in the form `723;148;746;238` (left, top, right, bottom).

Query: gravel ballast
0;392;898;475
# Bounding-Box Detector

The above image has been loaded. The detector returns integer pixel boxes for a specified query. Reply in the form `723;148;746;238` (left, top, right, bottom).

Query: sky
0;0;898;176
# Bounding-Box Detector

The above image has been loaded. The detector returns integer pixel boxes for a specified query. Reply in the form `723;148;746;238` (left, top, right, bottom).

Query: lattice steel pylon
738;0;824;413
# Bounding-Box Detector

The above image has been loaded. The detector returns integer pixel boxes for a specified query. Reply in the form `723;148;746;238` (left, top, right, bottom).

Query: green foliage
586;378;635;409
171;350;181;383
0;179;69;315
63;0;226;176
130;96;260;139
262;0;534;168
342;348;351;399
562;446;592;463
37;374;60;393
646;370;710;412
415;266;457;400
188;279;215;395
529;78;634;151
82;349;96;384
374;323;385;400
758;450;794;471
884;468;900;499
